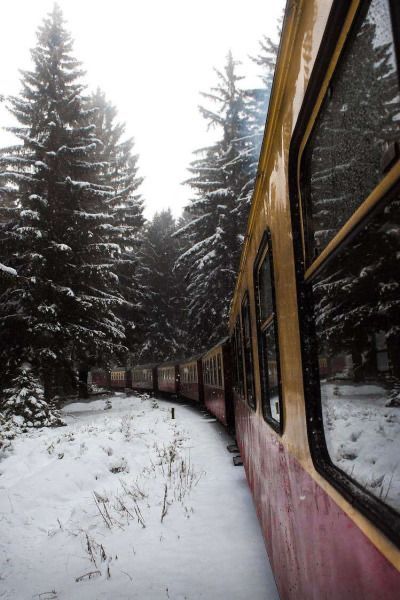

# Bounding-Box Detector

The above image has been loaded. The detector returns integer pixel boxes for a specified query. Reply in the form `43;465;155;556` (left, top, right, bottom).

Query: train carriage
131;363;158;394
228;0;400;598
110;367;131;389
179;356;204;403
202;339;234;430
157;362;180;395
88;368;109;389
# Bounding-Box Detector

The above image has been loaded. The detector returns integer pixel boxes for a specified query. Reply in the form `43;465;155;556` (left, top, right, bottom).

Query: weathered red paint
110;380;126;388
91;370;108;387
204;385;227;426
132;380;153;391
234;393;400;600
180;382;201;402
158;380;178;394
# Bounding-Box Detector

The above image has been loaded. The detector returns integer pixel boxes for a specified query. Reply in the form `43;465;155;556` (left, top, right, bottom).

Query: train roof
157;360;180;369
201;336;230;357
132;362;159;370
178;353;204;365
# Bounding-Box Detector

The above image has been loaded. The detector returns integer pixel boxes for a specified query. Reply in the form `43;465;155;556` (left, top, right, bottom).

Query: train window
241;294;256;410
254;232;282;430
217;353;223;388
296;0;400;542
233;318;245;396
310;196;400;516
302;0;400;265
212;356;217;386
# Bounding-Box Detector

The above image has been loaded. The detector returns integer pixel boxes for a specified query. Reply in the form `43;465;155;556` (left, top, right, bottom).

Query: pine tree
89;89;145;354
2;363;63;431
175;52;249;351
237;29;280;224
0;5;126;408
137;210;186;362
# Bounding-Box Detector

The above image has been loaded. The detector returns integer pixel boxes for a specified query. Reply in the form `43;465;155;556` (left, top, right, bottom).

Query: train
93;0;400;597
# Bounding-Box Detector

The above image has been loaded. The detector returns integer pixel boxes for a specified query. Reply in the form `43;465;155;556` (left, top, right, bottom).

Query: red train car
157;362;179;395
89;368;109;388
110;367;131;389
131;363;158;393
229;1;400;598
179;356;203;403
202;339;234;430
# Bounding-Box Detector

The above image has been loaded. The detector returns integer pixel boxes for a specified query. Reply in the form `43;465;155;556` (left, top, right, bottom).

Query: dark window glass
302;0;400;263
242;295;256;410
255;238;282;426
217;353;223;388
234;320;245;396
312;194;400;514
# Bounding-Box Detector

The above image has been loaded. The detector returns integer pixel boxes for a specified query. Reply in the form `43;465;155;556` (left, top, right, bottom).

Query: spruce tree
236;27;280;226
137;210;186;362
175;52;249;351
2;363;63;431
0;5;126;410
89;89;145;354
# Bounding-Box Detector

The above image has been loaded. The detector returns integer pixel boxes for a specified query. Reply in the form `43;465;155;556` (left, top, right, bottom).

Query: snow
321;382;400;512
0;394;278;599
0;263;17;277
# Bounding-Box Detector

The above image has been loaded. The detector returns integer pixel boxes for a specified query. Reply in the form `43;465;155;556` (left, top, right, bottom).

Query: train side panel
234;393;400;599
202;340;233;428
157;364;179;395
179;359;204;403
131;365;158;393
228;0;400;598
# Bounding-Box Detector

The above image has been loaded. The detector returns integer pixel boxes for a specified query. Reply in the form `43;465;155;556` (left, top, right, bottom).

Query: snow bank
322;382;400;512
0;395;278;599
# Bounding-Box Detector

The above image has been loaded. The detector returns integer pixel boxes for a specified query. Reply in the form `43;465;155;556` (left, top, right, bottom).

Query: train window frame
217;353;223;388
289;0;400;546
241;292;256;411
298;0;400;274
253;229;284;434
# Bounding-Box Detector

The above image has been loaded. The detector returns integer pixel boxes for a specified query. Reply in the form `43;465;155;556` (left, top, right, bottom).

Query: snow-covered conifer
89;89;145;352
2;363;63;431
0;5;127;404
137;210;186;362
175;52;249;350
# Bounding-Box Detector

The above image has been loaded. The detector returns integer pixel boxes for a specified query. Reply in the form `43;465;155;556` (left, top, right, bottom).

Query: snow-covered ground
322;382;400;512
0;394;279;600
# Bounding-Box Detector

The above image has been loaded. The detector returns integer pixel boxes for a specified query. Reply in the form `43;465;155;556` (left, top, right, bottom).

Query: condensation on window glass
265;327;280;422
258;247;274;322
217;353;223;388
312;195;400;513
256;245;281;426
242;297;256;409
304;0;400;261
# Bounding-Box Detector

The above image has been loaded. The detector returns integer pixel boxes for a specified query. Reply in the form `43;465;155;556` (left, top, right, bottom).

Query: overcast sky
0;0;284;219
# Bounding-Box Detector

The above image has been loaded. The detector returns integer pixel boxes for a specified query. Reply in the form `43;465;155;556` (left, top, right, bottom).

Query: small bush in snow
1;363;64;431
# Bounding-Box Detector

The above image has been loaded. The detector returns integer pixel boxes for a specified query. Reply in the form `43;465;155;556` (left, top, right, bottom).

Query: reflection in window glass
242;296;256;410
217;353;223;388
312;195;400;514
234;321;245;396
256;241;282;426
303;0;400;261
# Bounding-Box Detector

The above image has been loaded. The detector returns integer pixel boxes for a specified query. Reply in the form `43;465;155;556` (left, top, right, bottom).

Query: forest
0;5;280;432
